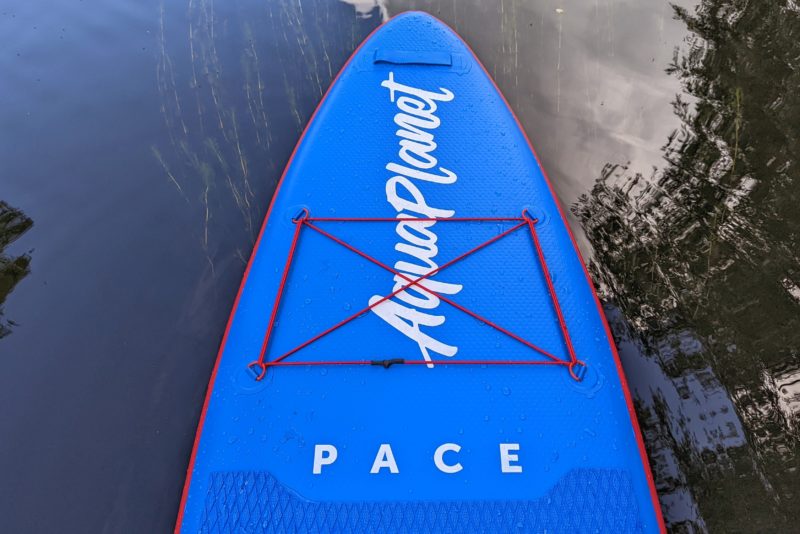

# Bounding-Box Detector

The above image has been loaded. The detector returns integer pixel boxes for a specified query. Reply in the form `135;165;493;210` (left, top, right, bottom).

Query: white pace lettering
370;444;400;474
311;442;527;474
313;444;338;474
434;443;463;474
500;443;522;473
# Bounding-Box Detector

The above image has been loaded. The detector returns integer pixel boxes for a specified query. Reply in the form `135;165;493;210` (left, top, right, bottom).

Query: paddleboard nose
176;10;665;534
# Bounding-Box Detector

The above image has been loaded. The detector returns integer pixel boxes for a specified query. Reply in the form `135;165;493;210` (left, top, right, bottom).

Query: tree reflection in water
0;202;33;339
574;1;800;531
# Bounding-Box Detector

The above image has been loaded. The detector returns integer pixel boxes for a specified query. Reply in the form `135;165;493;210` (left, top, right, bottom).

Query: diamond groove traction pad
176;11;663;533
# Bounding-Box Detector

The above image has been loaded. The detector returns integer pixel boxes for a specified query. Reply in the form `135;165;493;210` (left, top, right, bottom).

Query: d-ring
247;361;267;381
568;360;588;382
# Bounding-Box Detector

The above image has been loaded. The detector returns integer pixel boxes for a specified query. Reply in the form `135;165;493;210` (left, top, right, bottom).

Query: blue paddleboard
177;12;664;533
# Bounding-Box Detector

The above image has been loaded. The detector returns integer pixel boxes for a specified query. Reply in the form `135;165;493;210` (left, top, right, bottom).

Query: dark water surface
1;0;798;532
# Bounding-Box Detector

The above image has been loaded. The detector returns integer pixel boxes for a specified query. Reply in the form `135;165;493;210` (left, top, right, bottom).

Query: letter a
370;443;400;474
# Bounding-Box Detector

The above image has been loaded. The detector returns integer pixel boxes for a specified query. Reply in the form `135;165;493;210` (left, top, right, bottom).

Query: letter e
500;443;522;473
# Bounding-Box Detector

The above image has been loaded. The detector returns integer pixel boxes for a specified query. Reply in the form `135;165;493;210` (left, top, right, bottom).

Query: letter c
313;444;338;474
434;443;463;474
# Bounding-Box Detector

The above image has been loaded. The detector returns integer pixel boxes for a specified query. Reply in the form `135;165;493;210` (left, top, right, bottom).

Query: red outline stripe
422;12;667;531
175;11;666;533
172;21;387;533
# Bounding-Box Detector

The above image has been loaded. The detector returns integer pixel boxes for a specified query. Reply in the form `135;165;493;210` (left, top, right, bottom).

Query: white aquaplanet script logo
369;72;461;367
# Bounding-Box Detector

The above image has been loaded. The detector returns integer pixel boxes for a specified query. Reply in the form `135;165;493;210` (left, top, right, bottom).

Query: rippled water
1;0;798;531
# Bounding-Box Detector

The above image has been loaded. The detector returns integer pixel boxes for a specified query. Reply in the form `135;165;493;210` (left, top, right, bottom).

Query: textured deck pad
178;12;662;533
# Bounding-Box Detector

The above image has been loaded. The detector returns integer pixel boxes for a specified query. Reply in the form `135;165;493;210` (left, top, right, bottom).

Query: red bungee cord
247;210;586;381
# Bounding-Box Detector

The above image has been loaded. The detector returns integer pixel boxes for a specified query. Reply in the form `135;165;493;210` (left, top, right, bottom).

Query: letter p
313;444;338;474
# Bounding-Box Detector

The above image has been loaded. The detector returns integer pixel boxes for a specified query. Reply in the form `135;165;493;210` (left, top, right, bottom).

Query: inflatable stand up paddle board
176;12;665;533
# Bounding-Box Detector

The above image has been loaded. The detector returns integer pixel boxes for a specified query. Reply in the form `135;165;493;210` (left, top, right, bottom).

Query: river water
1;0;798;532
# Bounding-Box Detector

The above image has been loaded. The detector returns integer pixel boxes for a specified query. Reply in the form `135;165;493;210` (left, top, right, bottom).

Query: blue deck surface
178;12;662;533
